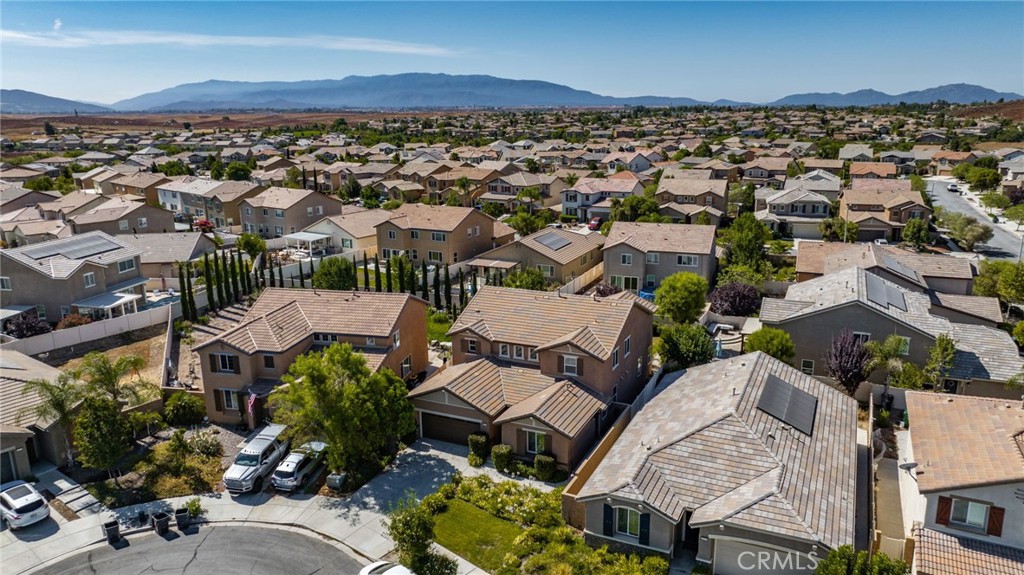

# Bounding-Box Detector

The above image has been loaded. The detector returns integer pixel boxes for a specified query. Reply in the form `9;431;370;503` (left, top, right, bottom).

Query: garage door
714;540;815;575
421;413;481;445
858;228;886;242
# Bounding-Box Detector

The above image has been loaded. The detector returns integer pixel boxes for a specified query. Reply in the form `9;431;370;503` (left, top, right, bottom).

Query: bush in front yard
421;492;449;515
533;454;556;482
468;432;489;462
491;444;512;473
468;453;484;467
163;391;206;426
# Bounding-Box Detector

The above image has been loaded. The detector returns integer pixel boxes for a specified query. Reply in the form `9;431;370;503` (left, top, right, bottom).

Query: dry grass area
48;324;166;388
955;100;1024;122
968;141;1024;151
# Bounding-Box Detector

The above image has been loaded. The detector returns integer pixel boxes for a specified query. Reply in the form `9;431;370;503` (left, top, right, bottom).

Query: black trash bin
152;512;171;535
174;508;190;530
102;520;120;544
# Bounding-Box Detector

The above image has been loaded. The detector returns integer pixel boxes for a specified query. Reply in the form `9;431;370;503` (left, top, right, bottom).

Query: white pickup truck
222;424;289;495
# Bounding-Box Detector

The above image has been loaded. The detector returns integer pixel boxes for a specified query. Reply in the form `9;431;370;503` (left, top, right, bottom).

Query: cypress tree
267;253;275;288
433;267;441;309
443;264;452;312
221;251;234;303
214;252;227;308
458;269;466;308
184;264;197;321
470;270;478;296
203;253;217;311
363;252;370;291
373;255;382;292
297;259;305;288
385;259;393;293
228;250;241;300
238;248;250;295
408;261;416;296
397;258;406;293
178;263;191;320
277;259;284;288
353;254;359;290
420;261;429;300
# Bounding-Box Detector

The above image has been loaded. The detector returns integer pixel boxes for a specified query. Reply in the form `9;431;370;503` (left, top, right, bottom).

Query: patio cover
73;291;142;310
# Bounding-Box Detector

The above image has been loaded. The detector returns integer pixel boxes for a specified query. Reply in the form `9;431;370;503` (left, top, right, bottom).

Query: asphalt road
33;525;365;575
926;179;1023;261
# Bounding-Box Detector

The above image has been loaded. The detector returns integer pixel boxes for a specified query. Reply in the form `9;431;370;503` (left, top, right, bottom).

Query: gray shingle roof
2;231;143;279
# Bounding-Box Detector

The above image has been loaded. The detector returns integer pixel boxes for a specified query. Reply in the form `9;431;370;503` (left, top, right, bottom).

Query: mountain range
2;74;1021;114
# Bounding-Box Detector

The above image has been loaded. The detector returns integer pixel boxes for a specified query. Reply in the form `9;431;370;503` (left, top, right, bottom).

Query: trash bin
174;508;190;530
151;512;171;535
102;520;120;544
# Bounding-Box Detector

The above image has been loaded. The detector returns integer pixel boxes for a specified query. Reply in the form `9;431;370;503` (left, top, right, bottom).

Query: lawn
433;499;522;572
427;310;453;343
84;442;223;508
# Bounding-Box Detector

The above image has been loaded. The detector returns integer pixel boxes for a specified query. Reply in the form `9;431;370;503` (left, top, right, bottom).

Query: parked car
359;562;415;575
0;481;50;529
271;441;326;492
222;424;289;495
587;216;603;230
873;239;889;245
947;184;960;192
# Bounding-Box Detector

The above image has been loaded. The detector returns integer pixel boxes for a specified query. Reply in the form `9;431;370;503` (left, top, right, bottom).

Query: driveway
926;177;1023;261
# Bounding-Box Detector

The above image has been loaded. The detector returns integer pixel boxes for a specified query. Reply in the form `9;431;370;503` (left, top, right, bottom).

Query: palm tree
20;372;84;467
515;186;542;215
79;352;153;406
454;176;472;207
563;173;579;188
865;335;908;397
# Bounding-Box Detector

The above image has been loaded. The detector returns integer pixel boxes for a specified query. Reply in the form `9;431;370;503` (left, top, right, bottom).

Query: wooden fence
1;305;176;356
557;262;604;295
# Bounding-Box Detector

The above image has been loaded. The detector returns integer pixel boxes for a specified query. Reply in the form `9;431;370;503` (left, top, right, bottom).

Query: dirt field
47;324;167;387
955;99;1024;122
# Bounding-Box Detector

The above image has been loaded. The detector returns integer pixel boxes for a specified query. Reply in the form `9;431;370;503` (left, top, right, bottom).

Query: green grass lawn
433;500;522;571
427;311;453;343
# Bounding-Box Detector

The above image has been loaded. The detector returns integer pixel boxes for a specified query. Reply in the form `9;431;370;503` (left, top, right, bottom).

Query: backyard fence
557;262;604;295
1;304;178;357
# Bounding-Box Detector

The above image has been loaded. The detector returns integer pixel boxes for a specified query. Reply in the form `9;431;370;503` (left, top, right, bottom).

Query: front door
678;513;699;552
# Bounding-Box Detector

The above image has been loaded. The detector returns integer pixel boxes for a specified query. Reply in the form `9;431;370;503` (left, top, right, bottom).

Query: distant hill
0;89;113;114
770;84;1023;107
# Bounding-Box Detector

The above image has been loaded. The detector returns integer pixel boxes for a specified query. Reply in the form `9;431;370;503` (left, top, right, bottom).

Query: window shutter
603;504;614;537
558;355;564;374
209;354;217;373
987;506;1005;537
233;358;241;374
935;496;952;526
577;358;584;377
233;392;241;411
460;338;469;353
214;389;223;412
517;429;527;453
639;513;651;546
543;434;553;456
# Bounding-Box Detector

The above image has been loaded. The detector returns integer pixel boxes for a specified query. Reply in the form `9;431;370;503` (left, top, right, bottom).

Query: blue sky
2;1;1022;105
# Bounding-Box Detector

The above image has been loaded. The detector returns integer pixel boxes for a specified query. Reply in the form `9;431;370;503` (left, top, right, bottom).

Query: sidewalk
7;440;524;575
929;175;1024;240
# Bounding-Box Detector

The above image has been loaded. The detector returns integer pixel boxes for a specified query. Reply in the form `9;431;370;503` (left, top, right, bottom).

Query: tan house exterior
240;187;345;238
109;172;171;204
653;178;729;225
113;231;218;280
68;196;177;236
302;208;392;254
194;289;428;428
602;222;717;293
794;242;976;294
1;351;75;478
375;204;514;266
206;181;266;228
839;182;931;242
464;227;605;285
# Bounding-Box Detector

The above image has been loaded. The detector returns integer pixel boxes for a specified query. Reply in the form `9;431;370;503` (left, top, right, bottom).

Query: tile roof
656;177;728;198
604;222;716;255
310;209;393;239
928;292;1003;324
244;187;338;210
849;162;898;176
450;286;652;361
494;380;610;437
0;350;64;429
384;203;475;232
113;232;214;264
67;196;148;225
571;177;643;195
513;228;605;265
795;242;974;281
577;352;858;549
2;231;143;279
409;357;556;418
914;527;1024;575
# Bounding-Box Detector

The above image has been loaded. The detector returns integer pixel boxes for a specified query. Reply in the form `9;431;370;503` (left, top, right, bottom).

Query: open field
955;99;1024;122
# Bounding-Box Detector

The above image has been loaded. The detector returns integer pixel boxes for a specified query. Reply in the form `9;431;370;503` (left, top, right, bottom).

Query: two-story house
740;158;792;189
795;242;977;295
302;208;393;254
239;187;344;238
204;181;266;228
68;196;177;236
194;289;428;428
478;172;566;210
108;172;170;205
408;286;655;469
464;227;605;285
374;204;514;266
849;161;897;179
791;169;842;201
653;178;730;226
904;392;1024;575
930;151;976;176
754;186;831;239
561;178;644;223
839;181;931;242
0;231;146;324
155;176;223;216
602;222;716;294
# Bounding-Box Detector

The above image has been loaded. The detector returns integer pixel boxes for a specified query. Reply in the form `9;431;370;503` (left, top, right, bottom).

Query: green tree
433;266;442;309
744;327;795;364
824;329;870;395
967;167;1002;191
502;268;548;291
693;142;712;157
924;334;957;389
443;264;452;312
658;323;715;368
420;261;429;300
563;172;579;188
44;121;56;136
384;492;455;574
312;257;357;291
363;252;371;291
814;545;909;575
481;202;505;218
454;176;473;207
269;343;416;475
408;260;417;296
722;212;772;266
79;352;153;406
695;210;712;225
654;272;708;324
24;176;56;191
901;217;930;248
203;253;217;311
938;210;993;251
225;161;252;181
1013;321;1024;347
20;372;83;467
237;233;267;260
74;396;131;478
385;258;394;292
997;261;1024;304
373;255;382;292
865;334;917;394
1003;204;1024;230
909;174;926;192
284;167;303;189
228;250;241;299
505;206;545;236
609;194;661;222
818;217;859;243
980;191;1011;213
397;258;407;293
214;251;227;305
515;186;542;215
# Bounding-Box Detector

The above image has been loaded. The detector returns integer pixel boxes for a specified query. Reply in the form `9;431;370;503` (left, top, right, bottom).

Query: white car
947;183;960;192
359;562;415;575
0;481;50;529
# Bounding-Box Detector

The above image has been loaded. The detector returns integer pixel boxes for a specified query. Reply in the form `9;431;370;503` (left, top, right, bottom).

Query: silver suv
223;424;289;495
271;441;325;492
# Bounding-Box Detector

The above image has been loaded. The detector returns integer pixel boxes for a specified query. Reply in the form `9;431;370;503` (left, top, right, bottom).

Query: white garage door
714;540;816;575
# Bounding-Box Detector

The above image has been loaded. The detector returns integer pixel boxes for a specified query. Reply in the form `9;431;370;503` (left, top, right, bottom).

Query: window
431;231;447;242
677;254;698;267
428;251;443;262
514;345;524;360
0;277;10;291
467;228;473;238
853;332;871;344
563;355;578;376
263;208;269;216
467;339;478;354
537;264;554;278
951;499;989;529
646;253;659;264
410;230;420;239
307;207;314;217
212;353;239;374
616;507;640;537
118;259;136;274
624;336;631;357
315;205;323;215
580;254;588;266
35;305;47;321
275;209;285;218
137;217;148;228
392;330;401;348
705;196;713;205
620;253;633;266
366;337;376;346
245;207;252;216
388;230;397;240
60;306;70;318
565;193;577;203
612;347;620;369
896;336;911;356
118;219;129;231
221;389;238;411
411;249;419;260
645;274;656;289
526;430;546;454
528;347;537;362
801;359;814;375
274;226;283;236
84;272;96;288
341;238;353;249
263;355;275;369
499;343;510;357
401;356;412;378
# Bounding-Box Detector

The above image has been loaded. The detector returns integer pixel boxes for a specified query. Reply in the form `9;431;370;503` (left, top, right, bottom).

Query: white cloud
52;19;62;32
0;28;456;56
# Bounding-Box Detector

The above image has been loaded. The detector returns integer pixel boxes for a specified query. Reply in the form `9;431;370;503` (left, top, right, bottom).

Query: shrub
421;492;449;515
163;391;206;426
744;327;795;364
437;482;457;500
185;496;204;518
533;454;556;482
416;552;458;575
468;453;484;467
56;313;92;330
593;282;621;297
173;319;193;334
127;411;166;439
875;408;891;430
559;214;578;223
187;430;223;457
196;315;211;325
691;565;712;575
658;323;715;369
491;444;513;473
708;282;761;316
468;432;489;460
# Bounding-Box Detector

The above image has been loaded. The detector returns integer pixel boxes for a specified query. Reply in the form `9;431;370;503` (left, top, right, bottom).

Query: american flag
247;392;257;417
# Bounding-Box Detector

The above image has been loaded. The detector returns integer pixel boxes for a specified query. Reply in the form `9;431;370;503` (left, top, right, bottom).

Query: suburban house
573;352;858;572
463;227;605;285
930;151;976;176
0;231;147;324
0;187;61;213
754;187;831;239
800;158;845;176
0;351;74;481
849;161;897;179
374;204;515;265
561;178;644;223
155;176;223;216
791;170;842;201
760;267;1023;397
239;187;344;238
739;158;792;188
205;181;266;228
36;191;108;222
839;181;930;242
194;289;428;428
838;144;874;162
478;172;566;209
302;208;392;254
902;392;1024;575
109;172;170;204
114;231;218;281
407;286;655;469
67;196;177;236
653;178;729;225
602;222;716;294
795;242;976;295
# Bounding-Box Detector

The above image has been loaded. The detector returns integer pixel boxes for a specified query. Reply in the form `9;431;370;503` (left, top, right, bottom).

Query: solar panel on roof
757;374;818;436
881;254;919;283
885;284;907;311
535;232;571;251
865;272;907;312
21;235;120;261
